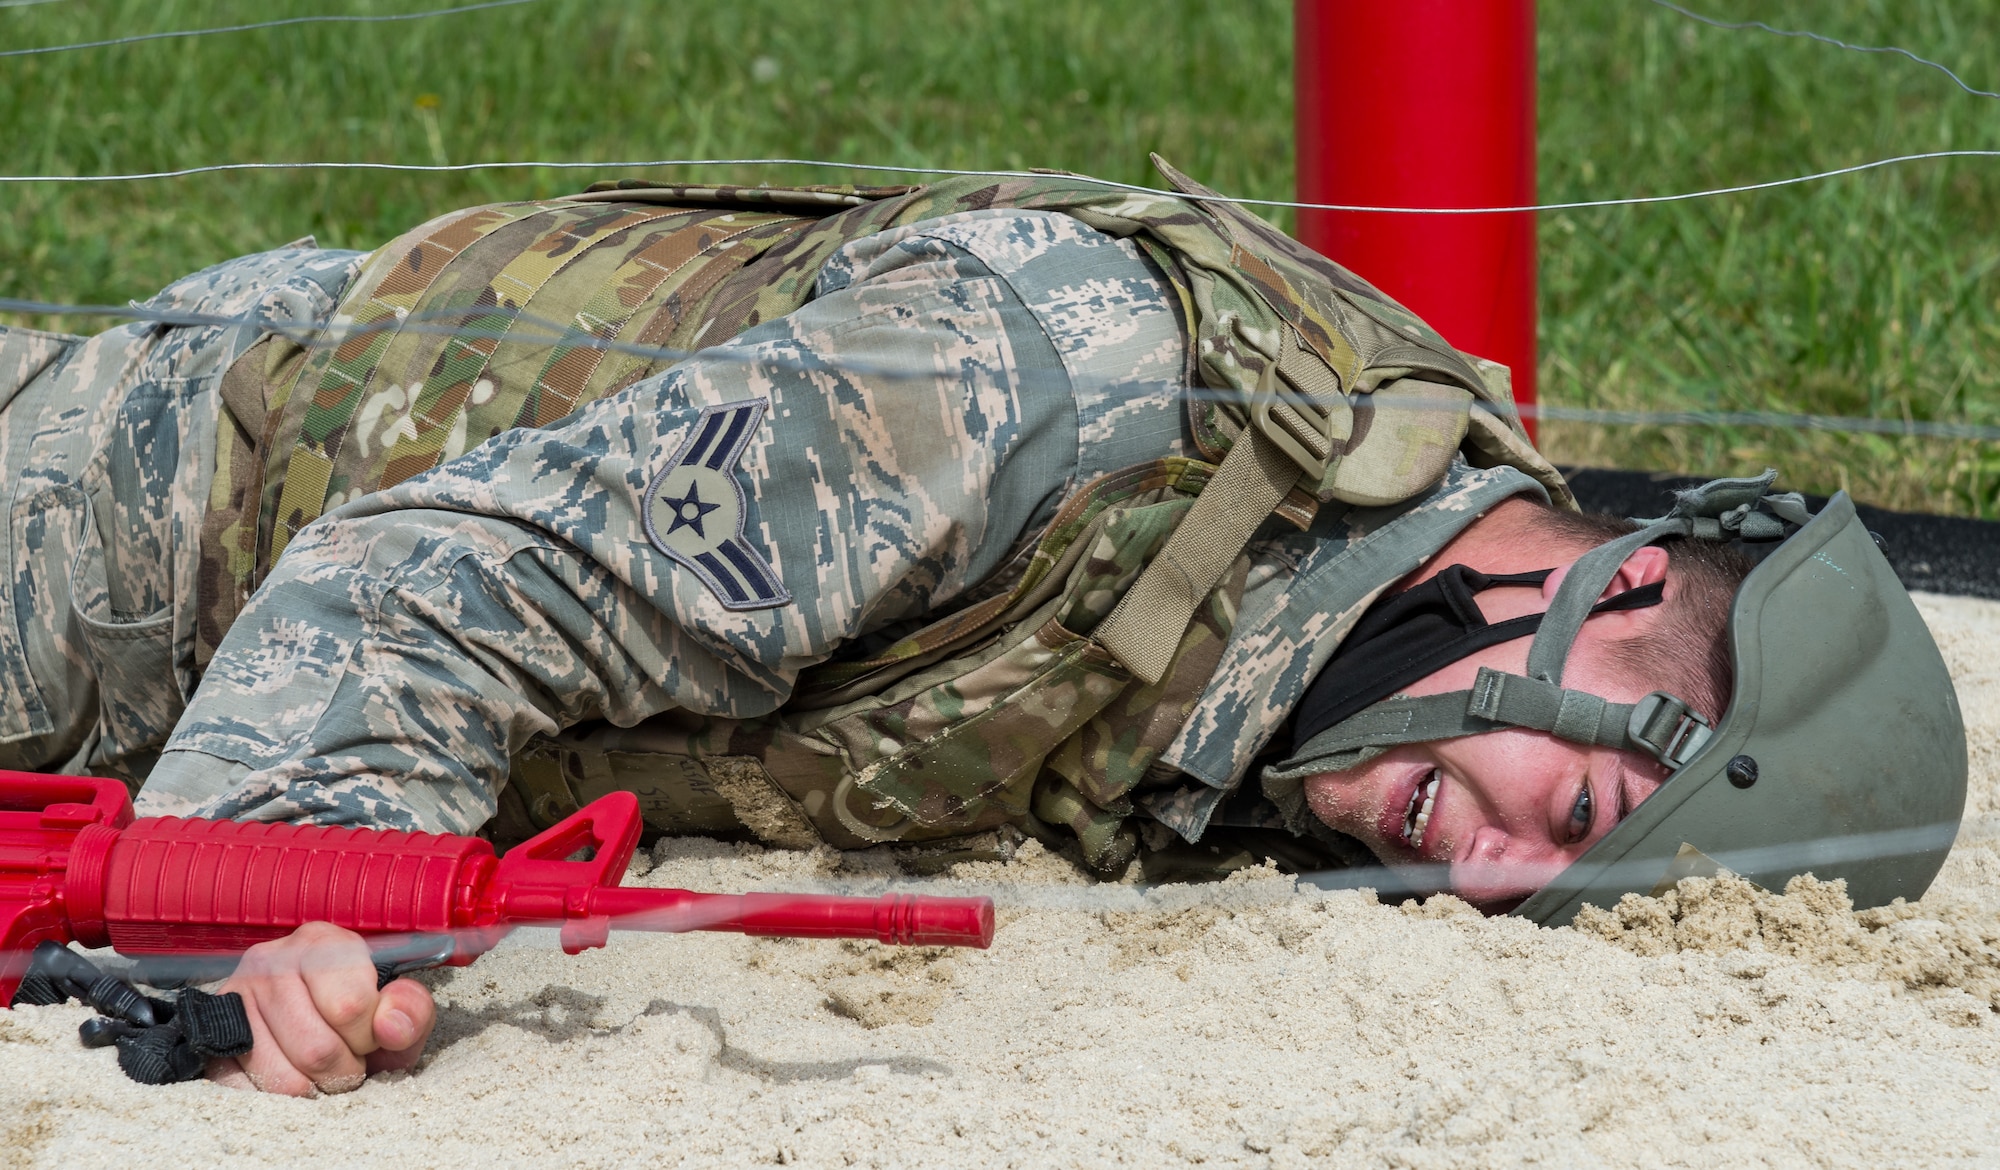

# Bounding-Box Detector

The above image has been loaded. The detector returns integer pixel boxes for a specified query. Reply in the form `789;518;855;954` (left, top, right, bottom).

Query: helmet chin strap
1264;517;1712;782
1524;525;1669;687
1263;470;1811;834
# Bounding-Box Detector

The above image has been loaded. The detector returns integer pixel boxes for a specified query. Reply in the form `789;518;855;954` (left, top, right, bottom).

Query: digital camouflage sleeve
0;245;363;781
136;210;1194;831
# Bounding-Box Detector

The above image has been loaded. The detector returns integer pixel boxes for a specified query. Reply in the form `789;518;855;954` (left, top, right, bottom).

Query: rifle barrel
586;887;995;948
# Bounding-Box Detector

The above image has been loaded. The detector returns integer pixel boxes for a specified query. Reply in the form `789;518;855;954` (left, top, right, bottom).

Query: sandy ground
5;591;1999;1169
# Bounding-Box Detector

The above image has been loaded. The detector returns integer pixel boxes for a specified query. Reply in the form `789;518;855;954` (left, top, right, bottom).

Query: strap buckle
1627;692;1714;769
1249;330;1349;483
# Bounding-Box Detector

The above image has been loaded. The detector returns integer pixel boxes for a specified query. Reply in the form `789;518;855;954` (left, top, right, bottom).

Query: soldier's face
1301;726;1668;912
1300;546;1675;911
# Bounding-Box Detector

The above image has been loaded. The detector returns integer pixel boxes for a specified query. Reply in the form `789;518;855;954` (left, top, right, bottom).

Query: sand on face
5;591;1999;1169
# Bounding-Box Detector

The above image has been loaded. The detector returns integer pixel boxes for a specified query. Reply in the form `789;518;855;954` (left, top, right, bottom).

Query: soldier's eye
1567;784;1593;844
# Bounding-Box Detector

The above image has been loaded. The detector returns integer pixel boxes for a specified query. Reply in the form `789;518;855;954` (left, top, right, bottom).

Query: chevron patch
641;399;791;610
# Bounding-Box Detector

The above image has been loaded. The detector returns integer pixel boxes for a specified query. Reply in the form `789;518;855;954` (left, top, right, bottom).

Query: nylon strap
1272;673;1627;770
1270;665;1716;780
1278;530;1684;774
1524;522;1683;685
1096;334;1324;683
1469;668;1633;746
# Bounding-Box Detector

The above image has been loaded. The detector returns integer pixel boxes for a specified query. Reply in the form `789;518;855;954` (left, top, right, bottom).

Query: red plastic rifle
1;769;995;1007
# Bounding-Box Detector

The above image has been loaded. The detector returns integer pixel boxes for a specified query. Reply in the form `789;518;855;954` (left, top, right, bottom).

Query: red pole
1294;0;1539;439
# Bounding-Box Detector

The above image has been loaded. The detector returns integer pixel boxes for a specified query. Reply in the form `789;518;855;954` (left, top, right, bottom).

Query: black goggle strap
1268;532;1699;784
1305;571;1667;743
1284;567;1555;748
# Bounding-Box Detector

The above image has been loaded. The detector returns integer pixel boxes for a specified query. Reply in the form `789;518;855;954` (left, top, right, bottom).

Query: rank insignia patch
641;398;791;610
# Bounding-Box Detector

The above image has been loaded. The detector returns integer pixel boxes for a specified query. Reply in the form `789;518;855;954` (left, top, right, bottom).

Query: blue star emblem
660;479;722;539
642;398;790;610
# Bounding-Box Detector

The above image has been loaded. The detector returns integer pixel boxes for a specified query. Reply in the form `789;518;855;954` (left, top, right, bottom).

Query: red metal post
1294;0;1539;438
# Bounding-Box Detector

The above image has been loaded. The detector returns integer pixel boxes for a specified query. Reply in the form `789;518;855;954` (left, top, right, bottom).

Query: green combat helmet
1273;471;1969;923
1514;473;1968;923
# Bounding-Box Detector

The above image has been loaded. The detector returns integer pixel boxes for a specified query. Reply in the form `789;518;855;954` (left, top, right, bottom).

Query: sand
6;591;2000;1169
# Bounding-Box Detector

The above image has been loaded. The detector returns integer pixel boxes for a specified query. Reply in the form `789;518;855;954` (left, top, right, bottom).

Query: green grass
1540;2;2000;515
3;0;1998;514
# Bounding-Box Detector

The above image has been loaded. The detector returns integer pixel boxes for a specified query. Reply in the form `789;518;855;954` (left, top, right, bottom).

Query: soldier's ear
1538;545;1669;606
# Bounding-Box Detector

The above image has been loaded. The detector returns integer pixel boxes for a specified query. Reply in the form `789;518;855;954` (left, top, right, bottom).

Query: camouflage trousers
0;246;362;781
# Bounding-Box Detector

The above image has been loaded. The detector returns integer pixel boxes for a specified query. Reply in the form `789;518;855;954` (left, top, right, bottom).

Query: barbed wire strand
3;0;1981;112
770;819;1970;909
4;295;1994;443
1518;404;2000;443
0;12;1991;435
1649;0;2000;101
0;0;539;59
2;148;1999;214
0;0;1992;214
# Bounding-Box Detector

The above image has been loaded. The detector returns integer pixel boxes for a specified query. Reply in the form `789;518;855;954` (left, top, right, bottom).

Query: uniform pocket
68;529;181;765
808;494;1200;836
839;617;1133;831
0;323;81;416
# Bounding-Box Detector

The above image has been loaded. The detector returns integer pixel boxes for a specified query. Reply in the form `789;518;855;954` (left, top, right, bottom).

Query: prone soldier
0;161;1964;1094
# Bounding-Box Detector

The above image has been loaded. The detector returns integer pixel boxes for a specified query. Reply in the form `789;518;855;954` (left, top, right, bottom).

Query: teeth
1402;776;1440;847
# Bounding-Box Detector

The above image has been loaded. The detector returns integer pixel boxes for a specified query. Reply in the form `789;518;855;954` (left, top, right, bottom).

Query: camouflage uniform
136;212;1189;819
0;245;363;782
133;208;1548;865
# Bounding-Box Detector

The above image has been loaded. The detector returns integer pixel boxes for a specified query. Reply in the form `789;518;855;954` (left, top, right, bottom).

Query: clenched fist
205;922;437;1096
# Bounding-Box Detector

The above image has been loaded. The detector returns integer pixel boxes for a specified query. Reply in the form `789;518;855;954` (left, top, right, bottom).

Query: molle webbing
365;204;701;489
257;202;818;568
263;200;558;564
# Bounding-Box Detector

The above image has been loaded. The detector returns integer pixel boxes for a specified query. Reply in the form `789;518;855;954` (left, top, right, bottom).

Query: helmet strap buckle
1628;692;1714;770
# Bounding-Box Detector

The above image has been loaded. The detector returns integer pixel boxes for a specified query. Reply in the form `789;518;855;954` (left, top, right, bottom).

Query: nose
1451;825;1553;907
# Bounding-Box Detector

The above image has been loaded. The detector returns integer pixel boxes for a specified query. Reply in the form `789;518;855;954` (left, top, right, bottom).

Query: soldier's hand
204;921;436;1096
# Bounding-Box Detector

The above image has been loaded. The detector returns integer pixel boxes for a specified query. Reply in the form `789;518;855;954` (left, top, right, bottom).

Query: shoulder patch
641;399;792;610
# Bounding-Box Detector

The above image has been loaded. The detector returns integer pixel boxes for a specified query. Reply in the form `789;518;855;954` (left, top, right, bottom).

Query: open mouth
1401;772;1440;852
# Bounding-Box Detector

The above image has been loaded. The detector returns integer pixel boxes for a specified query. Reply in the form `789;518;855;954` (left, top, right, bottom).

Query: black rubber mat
1562;467;2000;601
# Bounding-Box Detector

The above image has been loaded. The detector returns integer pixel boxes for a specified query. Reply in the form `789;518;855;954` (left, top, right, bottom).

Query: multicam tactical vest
203;157;1570;873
